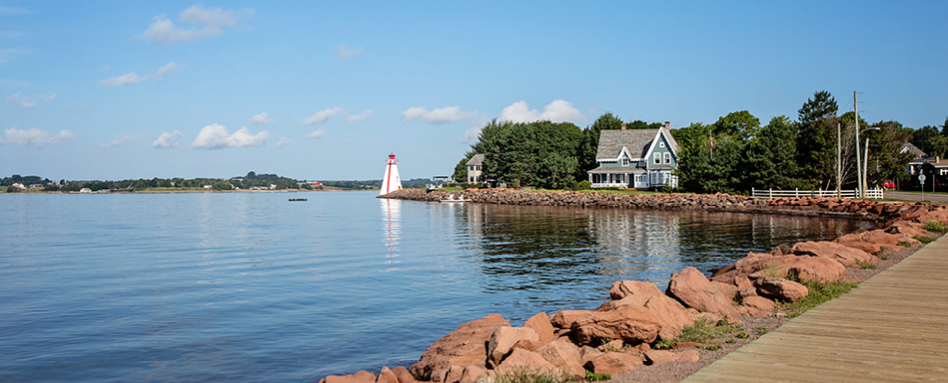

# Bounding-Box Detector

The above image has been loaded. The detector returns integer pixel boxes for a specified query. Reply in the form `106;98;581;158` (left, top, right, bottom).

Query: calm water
0;191;866;382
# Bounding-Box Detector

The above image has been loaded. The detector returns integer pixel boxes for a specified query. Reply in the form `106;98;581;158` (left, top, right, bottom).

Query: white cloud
336;43;363;60
100;62;181;86
137;5;255;43
191;124;268;149
0;48;27;65
463;126;482;144
16;100;34;109
347;110;374;125
153;62;179;80
402;106;477;124
3;128;75;147
7;92;20;100
301;107;343;125
152;130;182;148
274;137;291;148
249;112;275;125
499;100;586;124
306;129;326;140
0;6;31;15
42;93;55;101
102;134;135;148
100;72;140;87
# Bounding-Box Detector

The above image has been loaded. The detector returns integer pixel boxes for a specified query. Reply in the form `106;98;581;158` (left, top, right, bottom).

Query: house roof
466;153;484;166
587;166;646;174
901;142;927;157
596;128;681;161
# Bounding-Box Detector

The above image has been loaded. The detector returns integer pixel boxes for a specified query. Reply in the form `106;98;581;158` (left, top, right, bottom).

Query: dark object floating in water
289;198;307;202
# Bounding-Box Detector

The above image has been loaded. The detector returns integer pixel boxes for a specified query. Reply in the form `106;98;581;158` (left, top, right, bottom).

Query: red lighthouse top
386;153;398;164
388;153;396;159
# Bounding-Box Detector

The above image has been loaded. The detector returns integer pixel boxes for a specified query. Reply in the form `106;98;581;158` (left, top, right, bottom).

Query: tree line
455;91;940;192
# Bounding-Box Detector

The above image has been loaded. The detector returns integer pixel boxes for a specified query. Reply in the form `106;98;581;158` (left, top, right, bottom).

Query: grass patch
778;279;859;318
754;327;769;336
736;332;749;339
914;235;936;244
923;220;948;233
658;318;743;349
855;259;877;269
492;368;569;383
725;339;736;344
704;344;722;350
585;370;611;382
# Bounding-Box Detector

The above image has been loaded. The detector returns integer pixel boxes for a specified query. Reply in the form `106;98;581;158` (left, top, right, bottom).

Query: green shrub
855;259;876;269
572;180;592;191
915;235;935;244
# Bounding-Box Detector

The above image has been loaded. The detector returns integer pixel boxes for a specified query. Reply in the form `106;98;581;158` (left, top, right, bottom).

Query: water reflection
381;199;402;270
456;204;866;303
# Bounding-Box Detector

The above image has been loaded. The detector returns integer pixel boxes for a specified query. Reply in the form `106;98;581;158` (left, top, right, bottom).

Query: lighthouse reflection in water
381;198;401;271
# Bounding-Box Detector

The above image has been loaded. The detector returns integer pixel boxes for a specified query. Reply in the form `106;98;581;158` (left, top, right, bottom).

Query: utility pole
864;138;870;198
837;123;841;198
854;91;861;199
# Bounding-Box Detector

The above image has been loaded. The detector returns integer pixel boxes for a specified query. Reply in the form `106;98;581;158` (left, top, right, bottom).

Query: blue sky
2;1;947;181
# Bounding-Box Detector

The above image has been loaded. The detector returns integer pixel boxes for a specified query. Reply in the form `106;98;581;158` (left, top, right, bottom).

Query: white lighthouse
380;153;402;195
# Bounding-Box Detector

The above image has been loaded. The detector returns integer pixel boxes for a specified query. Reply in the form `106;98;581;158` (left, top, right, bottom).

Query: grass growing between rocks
922;220;948;233
914;235;936;244
855;259;877;269
658;318;744;349
584;370;611;382
491;368;570;383
778;279;859;318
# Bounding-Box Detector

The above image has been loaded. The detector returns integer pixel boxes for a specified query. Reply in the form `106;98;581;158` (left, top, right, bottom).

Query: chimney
621;123;626;131
664;121;670;130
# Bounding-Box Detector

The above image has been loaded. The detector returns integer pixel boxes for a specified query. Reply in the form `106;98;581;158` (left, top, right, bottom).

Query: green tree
713;110;760;141
744;116;807;189
580;113;623;172
865;120;914;186
796;90;839;189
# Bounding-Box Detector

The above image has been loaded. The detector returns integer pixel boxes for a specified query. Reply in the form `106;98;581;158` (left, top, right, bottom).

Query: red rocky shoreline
318;191;948;383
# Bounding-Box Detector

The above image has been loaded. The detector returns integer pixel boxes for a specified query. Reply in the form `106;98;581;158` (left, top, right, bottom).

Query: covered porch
588;167;648;188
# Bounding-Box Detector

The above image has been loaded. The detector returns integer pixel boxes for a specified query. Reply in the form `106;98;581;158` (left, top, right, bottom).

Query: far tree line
454;91;943;192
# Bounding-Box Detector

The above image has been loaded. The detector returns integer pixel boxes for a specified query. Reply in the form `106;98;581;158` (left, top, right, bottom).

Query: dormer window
622;158;629;167
654;153;661;164
659;142;665;148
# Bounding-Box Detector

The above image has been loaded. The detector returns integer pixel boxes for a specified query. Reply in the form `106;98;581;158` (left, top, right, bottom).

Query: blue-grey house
587;122;680;188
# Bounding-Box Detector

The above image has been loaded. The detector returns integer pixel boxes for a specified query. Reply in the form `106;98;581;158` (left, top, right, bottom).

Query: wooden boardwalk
683;234;948;383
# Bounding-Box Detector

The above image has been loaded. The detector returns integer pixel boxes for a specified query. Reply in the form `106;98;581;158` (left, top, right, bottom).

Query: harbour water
0;191;866;382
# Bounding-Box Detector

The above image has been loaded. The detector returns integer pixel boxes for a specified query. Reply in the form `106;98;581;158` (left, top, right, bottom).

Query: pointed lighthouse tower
380;153;402;195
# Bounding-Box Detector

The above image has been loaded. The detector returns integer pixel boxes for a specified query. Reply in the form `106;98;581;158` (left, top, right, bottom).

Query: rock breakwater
318;191;948;383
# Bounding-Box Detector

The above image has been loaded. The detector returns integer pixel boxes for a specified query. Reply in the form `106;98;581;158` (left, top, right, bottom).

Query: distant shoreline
1;188;380;194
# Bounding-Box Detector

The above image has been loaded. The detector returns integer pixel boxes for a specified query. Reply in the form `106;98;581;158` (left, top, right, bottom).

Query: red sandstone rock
550;310;591;329
579;346;604;365
354;371;377;381
323;375;375;383
377;367;399;383
791;241;875;268
510;339;544;352
862;230;900;245
571;305;661;345
711;281;739;304
785;256;845;282
837;240;882;255
442;364;487;383
536;340;585;377
667;267;741;321
742;295;776;311
488;326;539;367
671;341;701;350
585;352;642;374
496;349;557;375
754;277;808;302
524;312;555;345
676;349;700;363
390;367;417;383
410;314;510;382
644;350;677;365
610;280;663;300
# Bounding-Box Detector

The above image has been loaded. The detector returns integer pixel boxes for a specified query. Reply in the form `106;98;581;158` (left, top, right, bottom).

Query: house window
469;166;473;171
659;142;665;148
654;153;661;164
622;158;629;167
664;152;671;164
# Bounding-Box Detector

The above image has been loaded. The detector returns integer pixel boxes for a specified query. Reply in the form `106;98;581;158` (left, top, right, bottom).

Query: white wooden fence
751;188;884;199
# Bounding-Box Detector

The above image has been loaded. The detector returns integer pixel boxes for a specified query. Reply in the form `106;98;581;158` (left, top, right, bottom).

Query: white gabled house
587;122;680;189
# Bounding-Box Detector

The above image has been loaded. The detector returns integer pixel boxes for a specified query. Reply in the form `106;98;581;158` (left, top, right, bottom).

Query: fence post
751;187;755;197
795;188;799;198
769;188;773;199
